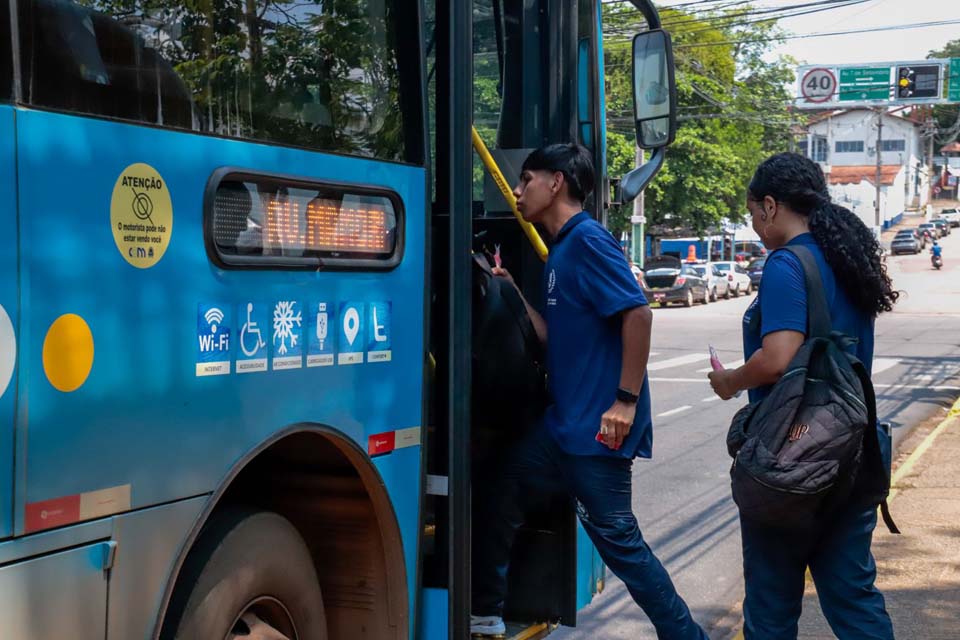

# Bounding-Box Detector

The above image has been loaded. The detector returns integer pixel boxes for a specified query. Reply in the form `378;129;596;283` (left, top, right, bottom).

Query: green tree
602;3;795;237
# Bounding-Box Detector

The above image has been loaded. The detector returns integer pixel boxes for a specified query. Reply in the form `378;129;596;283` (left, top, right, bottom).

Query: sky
659;0;960;65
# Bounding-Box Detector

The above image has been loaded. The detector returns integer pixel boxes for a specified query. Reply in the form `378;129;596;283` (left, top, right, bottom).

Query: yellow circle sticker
110;163;173;268
43;314;94;393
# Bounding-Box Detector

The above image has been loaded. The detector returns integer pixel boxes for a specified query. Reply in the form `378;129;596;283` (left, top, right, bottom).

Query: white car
708;261;753;296
691;263;731;301
939;208;960;228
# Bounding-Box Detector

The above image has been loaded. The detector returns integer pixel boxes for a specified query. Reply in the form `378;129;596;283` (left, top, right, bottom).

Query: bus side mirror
619;29;676;204
632;29;676;149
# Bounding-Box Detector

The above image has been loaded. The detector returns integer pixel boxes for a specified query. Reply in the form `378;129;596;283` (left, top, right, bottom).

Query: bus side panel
107;496;206;639
15;110;425;630
575;521;604;609
0;106;16;540
0;541;109;639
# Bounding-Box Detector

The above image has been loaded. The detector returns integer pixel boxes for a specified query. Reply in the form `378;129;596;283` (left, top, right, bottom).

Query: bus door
0;7;16;540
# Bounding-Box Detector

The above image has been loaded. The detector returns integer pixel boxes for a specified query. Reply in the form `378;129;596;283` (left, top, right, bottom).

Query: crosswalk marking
871;358;900;375
697;358;744;373
647;353;705;371
702;396;721;403
657;405;692;418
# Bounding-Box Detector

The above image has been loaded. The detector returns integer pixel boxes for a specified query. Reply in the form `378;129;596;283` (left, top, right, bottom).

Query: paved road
553;228;960;639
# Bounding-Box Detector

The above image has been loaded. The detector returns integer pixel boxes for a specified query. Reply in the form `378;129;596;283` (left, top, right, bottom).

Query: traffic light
896;65;941;100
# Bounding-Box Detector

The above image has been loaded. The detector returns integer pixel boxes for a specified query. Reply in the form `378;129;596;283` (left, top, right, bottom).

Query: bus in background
0;1;675;639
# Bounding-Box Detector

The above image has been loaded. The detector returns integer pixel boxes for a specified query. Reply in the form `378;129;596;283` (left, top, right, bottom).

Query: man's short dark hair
521;143;595;203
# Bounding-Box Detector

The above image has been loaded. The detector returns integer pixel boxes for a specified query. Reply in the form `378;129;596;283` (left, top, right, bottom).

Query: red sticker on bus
25;495;81;533
368;431;396;456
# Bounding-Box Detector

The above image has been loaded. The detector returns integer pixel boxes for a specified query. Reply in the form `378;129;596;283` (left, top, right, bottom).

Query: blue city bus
0;1;675;638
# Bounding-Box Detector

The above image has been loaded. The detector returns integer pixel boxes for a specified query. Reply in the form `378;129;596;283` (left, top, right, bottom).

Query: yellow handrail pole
471;127;549;262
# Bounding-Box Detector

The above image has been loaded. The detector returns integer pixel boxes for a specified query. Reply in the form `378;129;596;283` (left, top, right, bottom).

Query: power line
603;0;872;38
670;18;960;49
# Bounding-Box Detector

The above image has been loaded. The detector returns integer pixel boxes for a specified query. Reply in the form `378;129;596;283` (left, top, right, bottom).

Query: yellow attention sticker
110;163;173;268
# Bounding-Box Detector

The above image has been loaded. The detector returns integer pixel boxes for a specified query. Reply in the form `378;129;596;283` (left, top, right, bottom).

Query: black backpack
470;253;548;434
726;245;898;533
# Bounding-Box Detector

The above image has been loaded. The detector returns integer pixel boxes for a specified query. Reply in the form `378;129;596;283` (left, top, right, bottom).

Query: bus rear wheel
162;509;327;640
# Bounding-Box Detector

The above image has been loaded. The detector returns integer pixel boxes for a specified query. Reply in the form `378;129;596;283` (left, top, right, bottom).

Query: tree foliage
71;0;406;160
602;3;796;235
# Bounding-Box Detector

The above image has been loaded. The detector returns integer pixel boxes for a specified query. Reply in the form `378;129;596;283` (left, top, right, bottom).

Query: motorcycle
932;254;943;270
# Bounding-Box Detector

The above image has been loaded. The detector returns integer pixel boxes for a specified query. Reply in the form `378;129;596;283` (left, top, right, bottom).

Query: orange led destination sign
264;195;391;254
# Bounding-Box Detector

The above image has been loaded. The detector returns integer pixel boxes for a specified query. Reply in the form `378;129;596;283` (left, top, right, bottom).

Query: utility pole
630;145;645;266
927;106;936;209
874;108;883;228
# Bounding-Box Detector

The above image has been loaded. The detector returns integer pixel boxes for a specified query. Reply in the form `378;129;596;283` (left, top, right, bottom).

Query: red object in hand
493;244;502;268
595;430;620;450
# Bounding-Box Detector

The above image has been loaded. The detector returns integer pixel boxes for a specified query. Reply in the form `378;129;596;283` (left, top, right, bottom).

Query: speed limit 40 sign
801;68;836;103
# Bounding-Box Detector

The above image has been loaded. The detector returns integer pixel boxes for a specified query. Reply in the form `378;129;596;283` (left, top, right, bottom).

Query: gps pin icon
343;307;360;346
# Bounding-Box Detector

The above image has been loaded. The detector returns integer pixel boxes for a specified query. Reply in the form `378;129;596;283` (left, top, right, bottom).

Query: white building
799;108;930;229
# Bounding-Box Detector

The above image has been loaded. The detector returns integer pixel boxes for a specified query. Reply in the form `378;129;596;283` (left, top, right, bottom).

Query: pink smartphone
709;345;724;371
709;345;742;398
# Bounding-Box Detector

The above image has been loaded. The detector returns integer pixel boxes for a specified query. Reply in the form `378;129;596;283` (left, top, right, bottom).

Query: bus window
207;171;403;270
577;0;597;151
473;0;505;202
0;1;10;101
18;0;419;163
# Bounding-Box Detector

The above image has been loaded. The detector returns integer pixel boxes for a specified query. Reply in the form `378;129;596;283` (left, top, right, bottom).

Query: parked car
918;222;941;240
747;257;766;289
939;208;960;227
708;261;753;296
931;218;951;237
890;232;921;255
641;256;710;307
691;263;731;301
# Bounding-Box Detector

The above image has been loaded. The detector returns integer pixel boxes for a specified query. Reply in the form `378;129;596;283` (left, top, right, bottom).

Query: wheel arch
152;424;409;640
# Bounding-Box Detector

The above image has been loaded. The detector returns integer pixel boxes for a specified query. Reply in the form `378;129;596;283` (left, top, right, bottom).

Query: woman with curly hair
708;153;897;639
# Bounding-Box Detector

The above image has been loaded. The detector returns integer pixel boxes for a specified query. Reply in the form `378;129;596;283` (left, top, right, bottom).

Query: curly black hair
748;152;898;316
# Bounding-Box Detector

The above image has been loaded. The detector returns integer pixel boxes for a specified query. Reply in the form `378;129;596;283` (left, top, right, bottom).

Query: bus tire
162;508;327;640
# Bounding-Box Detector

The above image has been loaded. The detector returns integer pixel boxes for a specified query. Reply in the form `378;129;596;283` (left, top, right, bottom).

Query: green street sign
949;59;960;102
838;67;890;101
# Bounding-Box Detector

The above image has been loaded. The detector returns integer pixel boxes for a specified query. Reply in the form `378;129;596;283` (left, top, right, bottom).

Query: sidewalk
796;399;960;639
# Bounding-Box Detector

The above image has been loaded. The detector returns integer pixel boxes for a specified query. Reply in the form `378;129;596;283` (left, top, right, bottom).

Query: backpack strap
782;245;832;339
852;358;901;534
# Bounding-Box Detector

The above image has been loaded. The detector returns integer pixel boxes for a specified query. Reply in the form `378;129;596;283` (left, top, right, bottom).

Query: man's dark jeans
472;427;707;640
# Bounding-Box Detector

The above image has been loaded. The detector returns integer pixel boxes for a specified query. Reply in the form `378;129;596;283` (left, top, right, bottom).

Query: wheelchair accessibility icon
240;303;266;357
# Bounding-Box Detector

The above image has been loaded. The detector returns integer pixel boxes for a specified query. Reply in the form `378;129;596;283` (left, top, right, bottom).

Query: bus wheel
163;509;327;640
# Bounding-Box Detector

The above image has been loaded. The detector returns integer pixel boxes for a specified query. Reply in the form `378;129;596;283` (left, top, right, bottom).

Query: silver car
692;264;731;301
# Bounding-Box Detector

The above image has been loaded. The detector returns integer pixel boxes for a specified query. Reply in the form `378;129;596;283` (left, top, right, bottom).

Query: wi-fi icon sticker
204;308;224;333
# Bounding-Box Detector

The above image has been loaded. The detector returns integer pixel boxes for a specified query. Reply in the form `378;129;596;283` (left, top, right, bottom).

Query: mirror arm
626;0;661;28
620;147;664;204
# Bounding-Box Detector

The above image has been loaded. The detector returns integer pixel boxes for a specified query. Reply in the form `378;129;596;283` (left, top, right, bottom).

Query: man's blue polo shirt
742;232;874;404
543;212;653;459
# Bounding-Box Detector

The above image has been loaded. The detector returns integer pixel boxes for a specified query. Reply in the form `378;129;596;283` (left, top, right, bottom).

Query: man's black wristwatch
616;387;639;404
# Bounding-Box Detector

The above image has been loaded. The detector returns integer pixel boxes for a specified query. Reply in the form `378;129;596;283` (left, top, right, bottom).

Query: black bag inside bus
726;245;898;533
471;253;547;442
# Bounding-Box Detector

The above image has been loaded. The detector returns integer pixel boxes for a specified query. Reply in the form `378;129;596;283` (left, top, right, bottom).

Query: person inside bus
470;143;707;639
708;153;897;639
